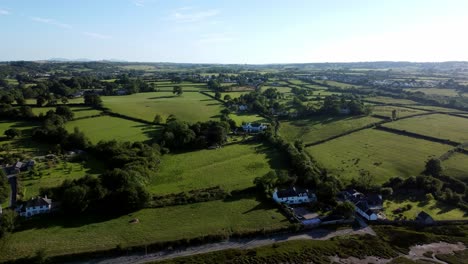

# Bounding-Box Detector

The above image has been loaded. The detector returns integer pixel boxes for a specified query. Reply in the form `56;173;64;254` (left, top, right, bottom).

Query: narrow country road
74;226;375;264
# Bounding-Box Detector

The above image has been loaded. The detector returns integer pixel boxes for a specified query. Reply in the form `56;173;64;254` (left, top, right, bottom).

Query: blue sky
1;0;468;63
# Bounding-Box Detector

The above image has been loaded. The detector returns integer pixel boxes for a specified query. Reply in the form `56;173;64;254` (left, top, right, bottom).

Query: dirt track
74;226;375;264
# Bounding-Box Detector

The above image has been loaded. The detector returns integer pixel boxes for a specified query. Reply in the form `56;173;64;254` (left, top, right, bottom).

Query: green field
314;80;364;89
103;92;223;123
0;120;46;155
404;88;461;97
21;159;104;199
306;129;452;183
372;105;427;118
31;107;102;119
152;81;208;91
229;113;267;126
407;105;463;113
384;197;468;221
279;116;381;144
0;198;288;261
365;96;421;105
65;116;158;143
148;143;285;195
384;114;468;143
443;153;468;183
208;91;250;100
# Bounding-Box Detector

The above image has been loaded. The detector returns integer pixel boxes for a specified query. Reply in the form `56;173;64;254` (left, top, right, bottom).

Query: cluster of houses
1;160;54;218
339;189;383;221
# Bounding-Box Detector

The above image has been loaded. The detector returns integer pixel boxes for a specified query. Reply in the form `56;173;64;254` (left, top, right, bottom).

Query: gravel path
74;226;375;264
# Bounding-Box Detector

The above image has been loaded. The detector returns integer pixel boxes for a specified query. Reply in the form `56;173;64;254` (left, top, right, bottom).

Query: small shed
416;211;435;225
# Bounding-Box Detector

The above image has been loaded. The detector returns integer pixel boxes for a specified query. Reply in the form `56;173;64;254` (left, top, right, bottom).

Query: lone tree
172;86;183;96
214;92;221;100
424;158;443;177
153;114;163;124
223;94;232;101
4;128;20;139
84;94;103;107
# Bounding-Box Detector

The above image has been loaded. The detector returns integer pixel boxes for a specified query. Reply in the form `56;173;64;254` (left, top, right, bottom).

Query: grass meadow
404;88;461;97
365;96;421;105
279;116;381;144
31;107;102;119
65;116;159;143
148;143;285;195
102;92;223;123
443;153;468;183
384;114;468;143
0;198;288;261
371;105;427;118
306;129;452;183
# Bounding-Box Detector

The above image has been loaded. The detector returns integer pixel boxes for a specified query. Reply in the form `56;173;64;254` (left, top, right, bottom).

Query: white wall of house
272;192;312;205
21;204;51;217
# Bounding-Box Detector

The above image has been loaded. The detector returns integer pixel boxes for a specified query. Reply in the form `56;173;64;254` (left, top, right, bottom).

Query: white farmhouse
19;196;52;218
242;123;267;133
272;187;317;205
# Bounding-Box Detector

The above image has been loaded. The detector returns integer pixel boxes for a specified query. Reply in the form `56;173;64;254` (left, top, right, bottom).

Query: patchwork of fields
306;129;453;183
383;114;468;143
279;116;381;144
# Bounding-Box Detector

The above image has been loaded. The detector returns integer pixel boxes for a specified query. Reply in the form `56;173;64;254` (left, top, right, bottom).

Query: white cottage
19;196;52;217
272;187;317;205
242;123;268;133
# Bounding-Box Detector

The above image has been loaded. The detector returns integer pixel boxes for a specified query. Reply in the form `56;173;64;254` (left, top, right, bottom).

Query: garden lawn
384;114;468;143
20;159;104;199
279;116;381;144
65;116;158;143
0;198;288;261
229;113;267;126
383;197;468;221
306;129;452;183
102;92;223;123
148;143;285;195
443;153;468;183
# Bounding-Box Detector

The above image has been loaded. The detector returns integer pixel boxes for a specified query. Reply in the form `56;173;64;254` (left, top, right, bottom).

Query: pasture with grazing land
384;114;468;143
148;143;285;195
65;115;159;143
306;129;452;183
371;105;427;118
279;116;382;144
443;153;468;183
102;92;223;123
0;198;288;261
404;88;461;97
365;96;421;105
31;107;102;119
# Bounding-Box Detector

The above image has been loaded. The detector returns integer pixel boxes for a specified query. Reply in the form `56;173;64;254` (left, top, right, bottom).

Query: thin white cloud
30;16;71;29
134;0;144;7
84;32;111;39
170;9;220;23
0;9;10;15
